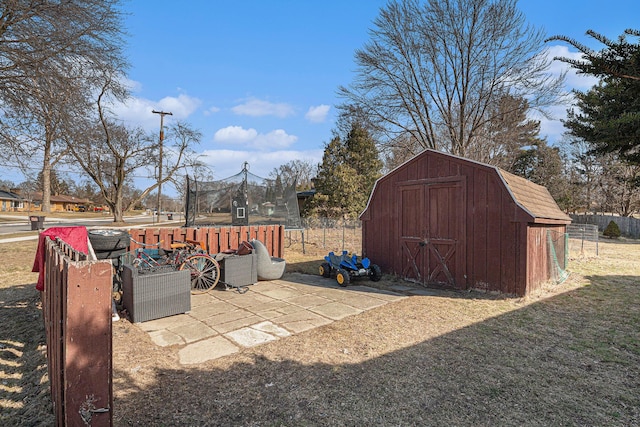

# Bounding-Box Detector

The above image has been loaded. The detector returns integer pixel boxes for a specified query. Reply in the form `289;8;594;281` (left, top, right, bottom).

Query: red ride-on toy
319;251;382;287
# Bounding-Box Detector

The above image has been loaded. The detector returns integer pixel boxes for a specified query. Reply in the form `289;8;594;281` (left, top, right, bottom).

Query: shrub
603;220;621;239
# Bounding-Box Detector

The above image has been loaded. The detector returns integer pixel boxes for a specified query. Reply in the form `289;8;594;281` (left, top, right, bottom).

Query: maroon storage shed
360;149;571;296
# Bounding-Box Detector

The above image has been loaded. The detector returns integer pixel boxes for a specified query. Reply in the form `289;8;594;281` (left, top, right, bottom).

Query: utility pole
152;110;172;223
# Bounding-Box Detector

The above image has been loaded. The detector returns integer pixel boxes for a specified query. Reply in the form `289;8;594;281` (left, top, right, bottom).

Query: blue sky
5;0;640;193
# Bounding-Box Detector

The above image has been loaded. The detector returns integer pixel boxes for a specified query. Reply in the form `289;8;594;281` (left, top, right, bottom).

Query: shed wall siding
363;152;527;294
362;150;568;296
525;224;567;294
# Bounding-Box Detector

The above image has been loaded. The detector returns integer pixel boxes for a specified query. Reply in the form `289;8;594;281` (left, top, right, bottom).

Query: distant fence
566;223;599;257
570;214;640;239
284;218;362;255
43;237;113;426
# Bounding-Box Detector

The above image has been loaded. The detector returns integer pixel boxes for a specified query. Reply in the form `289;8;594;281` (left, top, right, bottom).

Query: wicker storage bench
121;265;191;323
220;254;257;287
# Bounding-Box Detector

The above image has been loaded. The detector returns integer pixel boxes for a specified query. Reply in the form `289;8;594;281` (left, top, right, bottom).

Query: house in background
30;193;94;212
0;189;26;212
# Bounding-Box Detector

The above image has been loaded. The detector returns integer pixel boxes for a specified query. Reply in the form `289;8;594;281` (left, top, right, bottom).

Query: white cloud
203;106;221;116
231;98;295;118
213;126;258;143
155;94;202;118
122;77;143;93
545;45;600;90
254;129;298;149
531;45;602;144
111;92;202;130
213;126;297;149
305;104;330;123
532;105;570;143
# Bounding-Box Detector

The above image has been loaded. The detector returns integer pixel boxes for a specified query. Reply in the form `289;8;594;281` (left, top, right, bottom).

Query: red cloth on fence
32;226;89;291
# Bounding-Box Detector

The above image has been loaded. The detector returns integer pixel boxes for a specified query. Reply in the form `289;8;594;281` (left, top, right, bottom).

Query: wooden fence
43;237;113;426
127;225;286;257
39;225;283;426
570;214;640;239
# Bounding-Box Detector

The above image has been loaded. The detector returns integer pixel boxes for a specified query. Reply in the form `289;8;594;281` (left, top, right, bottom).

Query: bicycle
126;238;221;294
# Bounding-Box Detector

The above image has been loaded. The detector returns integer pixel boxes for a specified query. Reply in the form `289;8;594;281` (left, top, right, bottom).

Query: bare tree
560;136;601;213
339;0;565;159
469;93;542;171
269;160;317;190
596;155;640;217
0;60;90;211
169;160;213;211
0;0;127;212
65;80;204;222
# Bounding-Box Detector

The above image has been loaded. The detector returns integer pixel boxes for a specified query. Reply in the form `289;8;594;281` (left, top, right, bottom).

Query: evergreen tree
512;140;568;209
603;220;621;239
472;94;543;171
549;29;640;165
309;124;382;219
344;123;383;199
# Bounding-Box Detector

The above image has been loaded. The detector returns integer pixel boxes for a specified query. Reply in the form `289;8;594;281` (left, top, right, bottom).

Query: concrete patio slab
240;299;290;314
206;314;265;334
188;301;237;320
271;310;333;334
310;302;363;320
198;309;248;326
148;329;185;347
251;309;285;320
178;336;239;365
256;286;305;300
128;273;413;365
225;327;278;347
251;321;291;337
224;293;278;310
137;313;194;332
283;294;332;309
168;322;218;344
190;292;218;308
335;293;390;310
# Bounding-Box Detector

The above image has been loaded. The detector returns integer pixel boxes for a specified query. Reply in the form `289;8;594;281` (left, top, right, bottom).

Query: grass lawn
1;236;638;426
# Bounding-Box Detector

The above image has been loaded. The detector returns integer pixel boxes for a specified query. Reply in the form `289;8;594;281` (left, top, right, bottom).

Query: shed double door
398;178;466;289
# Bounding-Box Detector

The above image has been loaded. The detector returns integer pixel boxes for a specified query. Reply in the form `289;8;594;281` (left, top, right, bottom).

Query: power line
0;162;191;180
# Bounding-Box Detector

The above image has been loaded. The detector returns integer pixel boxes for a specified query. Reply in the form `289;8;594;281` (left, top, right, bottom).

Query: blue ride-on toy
319;251;382;287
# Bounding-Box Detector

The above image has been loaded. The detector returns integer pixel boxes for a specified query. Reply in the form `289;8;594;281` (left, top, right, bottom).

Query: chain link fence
286;219;602;263
566;223;599;257
285;218;363;256
570;214;640;239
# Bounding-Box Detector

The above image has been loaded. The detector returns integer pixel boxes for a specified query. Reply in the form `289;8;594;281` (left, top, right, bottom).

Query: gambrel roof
498;169;571;223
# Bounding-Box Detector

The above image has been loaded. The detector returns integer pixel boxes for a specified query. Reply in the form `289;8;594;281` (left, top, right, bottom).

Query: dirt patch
2;238;639;426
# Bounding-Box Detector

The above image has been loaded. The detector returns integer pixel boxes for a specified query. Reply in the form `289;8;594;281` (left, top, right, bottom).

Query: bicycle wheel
179;254;220;293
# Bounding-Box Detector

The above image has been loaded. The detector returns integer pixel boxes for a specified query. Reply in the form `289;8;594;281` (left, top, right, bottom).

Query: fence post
43;238;113;426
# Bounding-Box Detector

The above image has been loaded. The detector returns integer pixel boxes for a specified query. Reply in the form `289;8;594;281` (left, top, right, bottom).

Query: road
0;213;184;236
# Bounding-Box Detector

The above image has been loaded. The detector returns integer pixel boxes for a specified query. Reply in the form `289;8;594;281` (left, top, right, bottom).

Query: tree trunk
112;198;124;222
42;143;52;213
113;183;124;222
